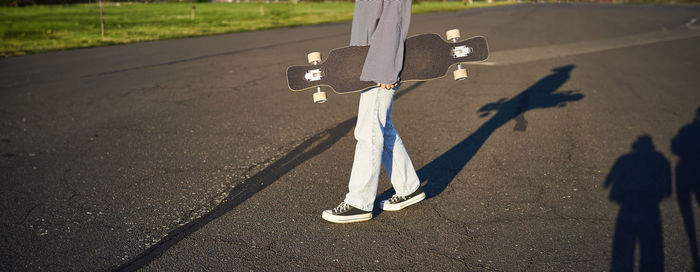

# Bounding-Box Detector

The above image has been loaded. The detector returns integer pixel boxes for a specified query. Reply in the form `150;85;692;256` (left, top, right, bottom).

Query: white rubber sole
380;192;426;211
322;211;372;223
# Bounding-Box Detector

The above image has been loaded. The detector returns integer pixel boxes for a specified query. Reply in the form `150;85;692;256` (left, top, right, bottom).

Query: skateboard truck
446;29;469;81
304;69;324;81
306;52;327;104
452;45;473;58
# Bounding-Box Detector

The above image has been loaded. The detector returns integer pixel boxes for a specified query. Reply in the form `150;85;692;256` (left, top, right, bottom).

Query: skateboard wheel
453;68;468;81
446;29;461;41
313;91;327;104
307;52;321;64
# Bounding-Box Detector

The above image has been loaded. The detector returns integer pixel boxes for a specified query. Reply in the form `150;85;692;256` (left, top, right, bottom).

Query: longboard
286;29;489;103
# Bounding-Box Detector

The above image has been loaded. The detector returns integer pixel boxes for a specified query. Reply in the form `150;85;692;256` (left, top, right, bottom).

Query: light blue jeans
344;86;420;211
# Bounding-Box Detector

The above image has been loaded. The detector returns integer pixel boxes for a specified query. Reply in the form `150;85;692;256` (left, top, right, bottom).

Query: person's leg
378;86;424;211
343;87;394;212
322;87;394;223
381;101;420;197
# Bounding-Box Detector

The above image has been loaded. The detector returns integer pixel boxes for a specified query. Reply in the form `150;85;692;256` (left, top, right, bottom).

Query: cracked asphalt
2;3;700;271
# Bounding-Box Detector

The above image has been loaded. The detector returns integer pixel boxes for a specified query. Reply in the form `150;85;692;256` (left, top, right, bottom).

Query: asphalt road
1;3;700;271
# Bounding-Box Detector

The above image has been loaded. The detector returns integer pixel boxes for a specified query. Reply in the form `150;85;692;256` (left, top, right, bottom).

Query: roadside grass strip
0;1;516;56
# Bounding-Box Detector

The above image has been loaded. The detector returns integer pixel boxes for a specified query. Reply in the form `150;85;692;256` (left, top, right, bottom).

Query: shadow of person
387;65;583;201
605;135;671;272
374;65;584;212
672;107;700;271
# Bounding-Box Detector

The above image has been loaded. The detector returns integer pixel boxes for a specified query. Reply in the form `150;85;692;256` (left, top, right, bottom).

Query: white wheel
446;29;461;41
313;91;327;104
307;52;321;64
453;68;468;81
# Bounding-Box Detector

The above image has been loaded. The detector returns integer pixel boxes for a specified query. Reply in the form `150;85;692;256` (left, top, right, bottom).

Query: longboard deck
286;34;489;94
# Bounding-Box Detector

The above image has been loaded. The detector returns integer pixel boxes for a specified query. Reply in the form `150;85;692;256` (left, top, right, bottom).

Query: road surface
1;3;700;271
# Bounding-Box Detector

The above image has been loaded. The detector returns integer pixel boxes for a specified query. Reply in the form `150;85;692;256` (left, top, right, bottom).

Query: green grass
0;1;516;56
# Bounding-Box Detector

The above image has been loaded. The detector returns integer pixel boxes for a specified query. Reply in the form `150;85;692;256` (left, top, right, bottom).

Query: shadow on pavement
671;107;700;271
375;65;583;209
605;135;671;272
114;82;424;271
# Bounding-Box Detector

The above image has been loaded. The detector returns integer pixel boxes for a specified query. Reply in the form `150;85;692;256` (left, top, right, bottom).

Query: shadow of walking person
410;65;583;199
374;65;584;212
605;135;672;272
672;107;700;272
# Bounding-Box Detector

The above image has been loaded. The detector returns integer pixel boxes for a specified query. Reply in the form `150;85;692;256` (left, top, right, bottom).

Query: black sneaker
322;202;372;223
380;187;426;211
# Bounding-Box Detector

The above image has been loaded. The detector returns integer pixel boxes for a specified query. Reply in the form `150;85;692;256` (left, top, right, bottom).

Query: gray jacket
350;0;412;85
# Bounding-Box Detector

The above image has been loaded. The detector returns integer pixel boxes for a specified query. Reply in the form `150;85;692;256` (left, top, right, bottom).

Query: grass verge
0;1;516;56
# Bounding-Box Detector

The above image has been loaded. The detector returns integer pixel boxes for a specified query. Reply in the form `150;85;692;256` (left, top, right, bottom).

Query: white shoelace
388;194;407;203
332;202;351;213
